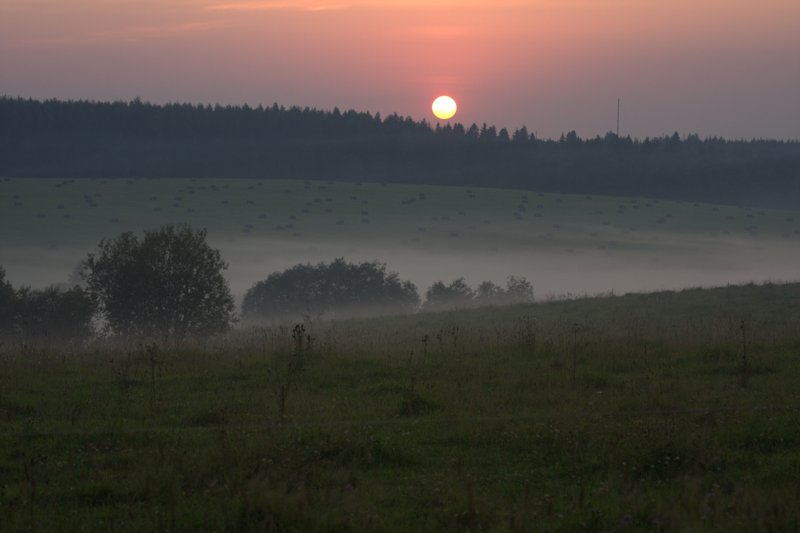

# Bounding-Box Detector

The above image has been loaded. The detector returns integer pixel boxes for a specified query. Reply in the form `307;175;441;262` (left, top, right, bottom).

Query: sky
1;0;798;139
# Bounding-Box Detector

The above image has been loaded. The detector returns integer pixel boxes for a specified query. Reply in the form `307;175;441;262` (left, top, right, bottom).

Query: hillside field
2;282;800;530
2;177;800;297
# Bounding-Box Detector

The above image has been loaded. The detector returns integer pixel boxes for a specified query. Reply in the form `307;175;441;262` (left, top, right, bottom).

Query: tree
14;285;95;345
423;278;475;310
475;280;505;306
242;258;419;321
505;276;534;303
0;267;15;335
82;224;235;339
512;126;529;144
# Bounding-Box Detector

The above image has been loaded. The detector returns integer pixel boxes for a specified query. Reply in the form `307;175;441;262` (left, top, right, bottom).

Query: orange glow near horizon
1;0;798;138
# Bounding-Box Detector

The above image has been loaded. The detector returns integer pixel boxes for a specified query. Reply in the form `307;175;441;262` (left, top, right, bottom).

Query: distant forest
2;97;799;209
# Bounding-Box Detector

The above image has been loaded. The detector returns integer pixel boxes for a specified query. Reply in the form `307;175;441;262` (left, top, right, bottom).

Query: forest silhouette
2;97;799;208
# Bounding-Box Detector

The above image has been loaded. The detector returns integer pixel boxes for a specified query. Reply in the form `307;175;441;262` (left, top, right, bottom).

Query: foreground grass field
2;282;800;530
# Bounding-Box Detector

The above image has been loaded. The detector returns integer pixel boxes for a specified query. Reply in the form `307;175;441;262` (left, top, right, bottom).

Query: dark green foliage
426;276;534;310
424;278;475;310
0;267;15;334
82;224;235;339
0;267;94;344
13;285;95;344
504;275;534;303
242;258;419;320
3;97;800;208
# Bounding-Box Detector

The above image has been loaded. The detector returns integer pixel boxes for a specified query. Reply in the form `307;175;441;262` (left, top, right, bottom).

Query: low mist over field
3;177;800;301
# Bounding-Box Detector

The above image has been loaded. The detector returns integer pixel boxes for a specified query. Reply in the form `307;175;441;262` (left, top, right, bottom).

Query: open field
2;177;800;297
2;282;800;530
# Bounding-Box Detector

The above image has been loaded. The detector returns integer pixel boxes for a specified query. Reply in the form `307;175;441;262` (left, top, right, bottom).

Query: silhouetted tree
82;224;235;339
475;280;505;306
512;126;529;143
13;285;95;345
505;276;534;303
424;278;475;310
242;258;419;320
0;267;15;335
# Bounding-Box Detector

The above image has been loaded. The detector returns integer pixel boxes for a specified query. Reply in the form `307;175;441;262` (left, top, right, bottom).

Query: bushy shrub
0;267;95;345
423;278;475;311
14;285;95;344
424;276;534;311
0;267;14;335
242;258;419;321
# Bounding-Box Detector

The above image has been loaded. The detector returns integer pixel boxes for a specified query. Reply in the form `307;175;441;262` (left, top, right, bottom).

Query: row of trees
0;225;535;344
423;276;534;312
3;97;799;208
240;259;534;320
0;268;95;346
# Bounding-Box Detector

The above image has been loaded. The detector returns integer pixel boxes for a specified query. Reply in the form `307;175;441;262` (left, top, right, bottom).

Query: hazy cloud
204;0;529;11
6;21;220;48
206;1;348;11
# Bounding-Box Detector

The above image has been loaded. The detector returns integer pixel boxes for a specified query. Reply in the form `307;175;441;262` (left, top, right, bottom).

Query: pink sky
1;0;798;139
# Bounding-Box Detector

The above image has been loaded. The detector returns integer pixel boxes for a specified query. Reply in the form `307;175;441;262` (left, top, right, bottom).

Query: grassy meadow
3;177;800;297
2;282;800;530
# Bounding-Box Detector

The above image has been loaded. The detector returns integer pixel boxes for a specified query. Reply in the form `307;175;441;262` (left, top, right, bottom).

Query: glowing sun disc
432;95;457;120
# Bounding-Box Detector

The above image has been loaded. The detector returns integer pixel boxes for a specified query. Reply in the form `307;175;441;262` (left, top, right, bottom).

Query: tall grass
1;282;800;530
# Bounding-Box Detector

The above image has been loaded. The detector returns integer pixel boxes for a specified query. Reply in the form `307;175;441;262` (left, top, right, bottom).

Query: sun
432;95;457;120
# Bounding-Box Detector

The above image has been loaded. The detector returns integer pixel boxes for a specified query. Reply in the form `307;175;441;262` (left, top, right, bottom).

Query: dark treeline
3;97;800;208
